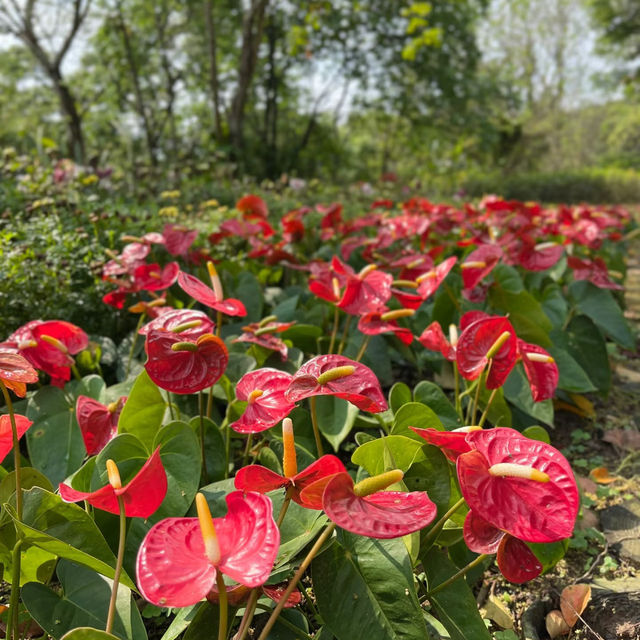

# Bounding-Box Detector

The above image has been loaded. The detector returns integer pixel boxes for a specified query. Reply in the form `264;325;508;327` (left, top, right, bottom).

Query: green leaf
392;402;443;440
233;271;263;322
403;445;451;515
522;425;551;444
118;370;166;451
503;367;554;426
224;352;256;383
312;531;428;640
389;382;412;414
540;282;568;329
352;435;427;477
528;539;569;573
422;548;491;640
189;416;226;483
315;395;359;452
152;421;201;519
569;280;634;349
22;559;147;640
5;487;135;589
60;630;120;640
413;381;460;428
264;608;310;640
183;600;236;640
65;375;107;403
488;285;552;347
281;324;323;353
566;315;611;393
547;344;597;393
480;386;512;428
159;605;200;640
492;263;524;293
0;524;56;585
26;386;86;486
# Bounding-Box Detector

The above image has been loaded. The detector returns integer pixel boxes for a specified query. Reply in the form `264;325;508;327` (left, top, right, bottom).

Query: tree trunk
204;0;223;141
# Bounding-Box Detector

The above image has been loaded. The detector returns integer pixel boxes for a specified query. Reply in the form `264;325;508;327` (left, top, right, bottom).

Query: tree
0;0;91;162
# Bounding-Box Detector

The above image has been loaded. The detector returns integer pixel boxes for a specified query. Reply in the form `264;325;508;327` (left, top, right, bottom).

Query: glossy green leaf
65;375;107;403
60;629;120;640
0;524;56;585
312;531;428;640
392;402;443;440
263;608;310;640
566;315;611;393
488;285;552;347
281;324;323;353
352;435;427;476
569;280;634;349
315;395;359;452
26;386;86;486
5;487;135;589
422;548;490;640
413;381;460;428
547;344;597;393
183;600;236;640
389;382;412;414
403;445;451;515
22;559;147;640
224;352;257;383
522;425;551;444
189;416;226;483
528;539;569;573
503;367;553;426
118;370;166;451
159;605;200;640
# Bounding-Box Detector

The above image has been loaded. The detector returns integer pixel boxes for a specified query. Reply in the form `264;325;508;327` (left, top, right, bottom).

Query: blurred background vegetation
0;0;639;202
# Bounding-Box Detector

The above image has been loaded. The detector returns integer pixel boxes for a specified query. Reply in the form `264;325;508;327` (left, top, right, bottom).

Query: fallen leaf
546;610;570;638
560;584;591;628
602;429;640;452
480;594;514;629
589;467;619;484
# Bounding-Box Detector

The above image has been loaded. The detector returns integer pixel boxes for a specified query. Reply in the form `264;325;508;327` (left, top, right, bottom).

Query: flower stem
427;553;488;597
256;523;336;640
453;365;462;421
0;382;22;520
478;388;497;427
216;573;228;640
309;397;324;457
241;433;253;468
254;605;314;640
235;588;259;640
7;538;22;640
337;316;352;355
276;486;295;528
207;385;214;419
421;497;466;551
355;335;371;363
216;310;223;338
166;390;175;420
198;392;208;483
328;306;339;354
105;495;127;634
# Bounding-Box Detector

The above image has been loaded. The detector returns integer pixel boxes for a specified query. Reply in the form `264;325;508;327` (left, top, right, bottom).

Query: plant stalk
256;523;336;640
427;553;488;597
235;588;260;640
105;495;127;634
309;396;324;457
328;305;339;354
216;573;228;640
421;497;466;550
355;335;371;363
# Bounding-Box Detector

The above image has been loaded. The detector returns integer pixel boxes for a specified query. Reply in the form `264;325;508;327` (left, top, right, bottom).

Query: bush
463;167;640;204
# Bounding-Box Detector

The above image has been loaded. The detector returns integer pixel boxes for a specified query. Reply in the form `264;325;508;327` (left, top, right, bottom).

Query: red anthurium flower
517;340;558;402
337;264;392;316
235;457;346;509
390;287;424;310
59;447;167;518
567;256;623;290
129;298;173;320
230;368;296;434
461;244;502;290
136;491;280;607
76;395;127;455
163;224;198;256
206;581;302;608
0;414;33;462
102;242;150;278
415;256;457;299
318;470;437;539
285;354;387;413
177;270;247;317
456;315;517;388
0;353;38;397
140;309;215;340
409;426;480;462
103;289;129;309
357;308;414;345
133;262;180;291
457;428;579;543
232;320;295;362
463;510;542;583
236;194;268;220
308;258;348;304
144;329;228;394
418;322;457;361
517;241;564;272
3;320;89;383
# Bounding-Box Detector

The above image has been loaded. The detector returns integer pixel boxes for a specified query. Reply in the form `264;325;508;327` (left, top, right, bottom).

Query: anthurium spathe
336;263;393;316
144;329;228;394
76;395;127;455
463;511;542;583
517;339;559;402
357;309;414;345
457;428;579;543
461;244;502;290
136;491;280;607
139;309;215;340
232;320;295;362
230;368;296;434
415;256;457;300
418;322;457;361
0;353;38;397
409;426;480;462
59;447;167;518
177;270;247;317
0;414;33;462
162;224;198;256
133;262;180;291
317;470;437;539
284;354;387;413
456;315;517;388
